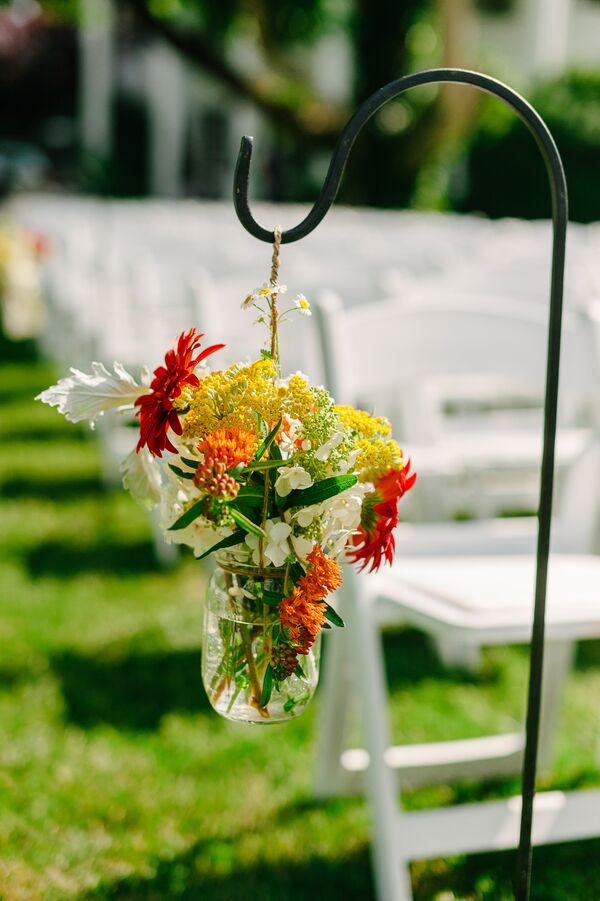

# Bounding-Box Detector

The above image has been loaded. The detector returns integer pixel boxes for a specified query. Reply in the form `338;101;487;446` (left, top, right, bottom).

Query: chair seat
374;554;600;644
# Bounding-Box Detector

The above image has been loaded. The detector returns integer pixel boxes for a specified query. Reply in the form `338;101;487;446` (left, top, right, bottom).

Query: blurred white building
79;0;600;198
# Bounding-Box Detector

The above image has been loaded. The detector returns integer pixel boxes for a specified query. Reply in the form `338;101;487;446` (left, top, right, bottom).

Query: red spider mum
135;329;224;457
347;461;416;573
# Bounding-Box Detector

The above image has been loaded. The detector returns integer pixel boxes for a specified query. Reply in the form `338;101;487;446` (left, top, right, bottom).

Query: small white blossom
294;293;311;316
36;361;149;427
278;415;303;456
288;504;321;529
290;533;314;561
314;431;345;462
274;465;313;498
242;282;287;309
245;518;293;568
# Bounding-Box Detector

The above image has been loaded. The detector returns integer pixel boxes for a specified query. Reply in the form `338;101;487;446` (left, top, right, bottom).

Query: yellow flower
335;405;391;439
355;438;403;484
182;360;313;440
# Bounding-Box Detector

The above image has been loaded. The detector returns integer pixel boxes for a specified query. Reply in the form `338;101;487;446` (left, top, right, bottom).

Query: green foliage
281;473;358;510
457;70;600;222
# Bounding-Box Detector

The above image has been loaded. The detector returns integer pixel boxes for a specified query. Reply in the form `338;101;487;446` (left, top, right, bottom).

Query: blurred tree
39;0;481;205
456;71;600;222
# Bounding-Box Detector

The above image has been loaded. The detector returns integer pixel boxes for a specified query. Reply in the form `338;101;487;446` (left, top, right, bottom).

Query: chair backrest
314;290;600;440
553;436;600;552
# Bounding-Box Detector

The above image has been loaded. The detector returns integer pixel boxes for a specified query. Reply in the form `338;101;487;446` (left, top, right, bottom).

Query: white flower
120;447;162;510
36;361;150;427
242;282;287;309
288;504;321;529
245;518;292;568
327;489;365;532
294;293;311;316
314;431;345;463
274;465;313;498
278;416;305;456
290;533;314;561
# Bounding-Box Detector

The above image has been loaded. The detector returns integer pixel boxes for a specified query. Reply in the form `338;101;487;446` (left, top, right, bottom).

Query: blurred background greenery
0;0;598;217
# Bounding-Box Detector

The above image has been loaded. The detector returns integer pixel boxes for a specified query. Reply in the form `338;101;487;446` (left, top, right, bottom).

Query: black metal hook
234;67;568;901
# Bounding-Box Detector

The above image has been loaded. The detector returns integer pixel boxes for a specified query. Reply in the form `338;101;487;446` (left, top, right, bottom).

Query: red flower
135;329;224;457
347;461;416;573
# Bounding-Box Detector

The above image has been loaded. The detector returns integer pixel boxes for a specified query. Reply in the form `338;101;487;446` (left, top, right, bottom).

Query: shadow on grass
383;628;499;689
575;639;600;672
79;838;374;901
1;475;104;501
51;647;210;730
25;538;161;577
0;333;38;363
3;423;87;443
75;826;600;901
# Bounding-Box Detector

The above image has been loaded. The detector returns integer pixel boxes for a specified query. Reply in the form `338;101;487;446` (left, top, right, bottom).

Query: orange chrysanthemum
279;546;343;651
193;428;257;499
197;427;258;470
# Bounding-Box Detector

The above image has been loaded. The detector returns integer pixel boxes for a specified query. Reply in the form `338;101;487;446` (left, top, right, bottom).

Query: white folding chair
314;290;599;523
315;436;600;901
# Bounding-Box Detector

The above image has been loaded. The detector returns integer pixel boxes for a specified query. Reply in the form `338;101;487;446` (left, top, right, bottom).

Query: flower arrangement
38;229;415;723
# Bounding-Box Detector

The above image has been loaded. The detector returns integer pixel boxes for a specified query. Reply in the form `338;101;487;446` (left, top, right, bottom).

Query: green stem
240;624;270;718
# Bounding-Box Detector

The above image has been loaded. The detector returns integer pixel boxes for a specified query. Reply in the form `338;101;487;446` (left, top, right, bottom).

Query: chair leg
537;639;576;771
347;583;414;901
314;622;354;798
435;636;482;673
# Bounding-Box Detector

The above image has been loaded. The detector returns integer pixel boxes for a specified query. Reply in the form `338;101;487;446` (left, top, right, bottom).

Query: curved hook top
233;67;567;244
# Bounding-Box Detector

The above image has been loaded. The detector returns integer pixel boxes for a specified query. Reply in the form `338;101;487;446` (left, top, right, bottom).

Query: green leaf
235;485;264;505
263;589;285;606
322;603;345;629
180;457;199;469
269;440;282;461
168;463;196;481
229;508;267;538
282;474;358;511
289;562;305;584
195;531;246;561
168;498;206;531
252;417;282;463
242;458;283;473
260;664;273;707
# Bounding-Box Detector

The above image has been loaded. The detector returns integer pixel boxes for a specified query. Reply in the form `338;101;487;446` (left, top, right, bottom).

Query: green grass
1;343;600;900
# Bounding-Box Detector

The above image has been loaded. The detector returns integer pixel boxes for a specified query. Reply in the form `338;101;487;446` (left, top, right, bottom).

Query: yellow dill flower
182;360;314;440
355;438;403;483
335;405;391;439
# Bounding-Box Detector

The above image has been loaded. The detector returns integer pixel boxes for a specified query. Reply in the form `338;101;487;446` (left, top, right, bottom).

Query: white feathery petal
120;448;162;510
36;361;150;426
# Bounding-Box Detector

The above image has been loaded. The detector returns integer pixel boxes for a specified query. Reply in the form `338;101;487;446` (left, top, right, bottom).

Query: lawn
1;340;600;900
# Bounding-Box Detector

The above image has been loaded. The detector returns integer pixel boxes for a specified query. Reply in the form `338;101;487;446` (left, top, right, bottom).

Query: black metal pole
232;68;568;900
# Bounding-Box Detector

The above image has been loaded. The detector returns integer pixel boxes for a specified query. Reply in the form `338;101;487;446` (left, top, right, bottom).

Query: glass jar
201;555;321;724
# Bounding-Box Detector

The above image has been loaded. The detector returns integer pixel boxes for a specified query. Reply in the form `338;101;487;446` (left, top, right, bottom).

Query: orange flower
279;546;342;651
301;545;343;599
192;428;257;499
279;590;326;646
197;427;258;470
